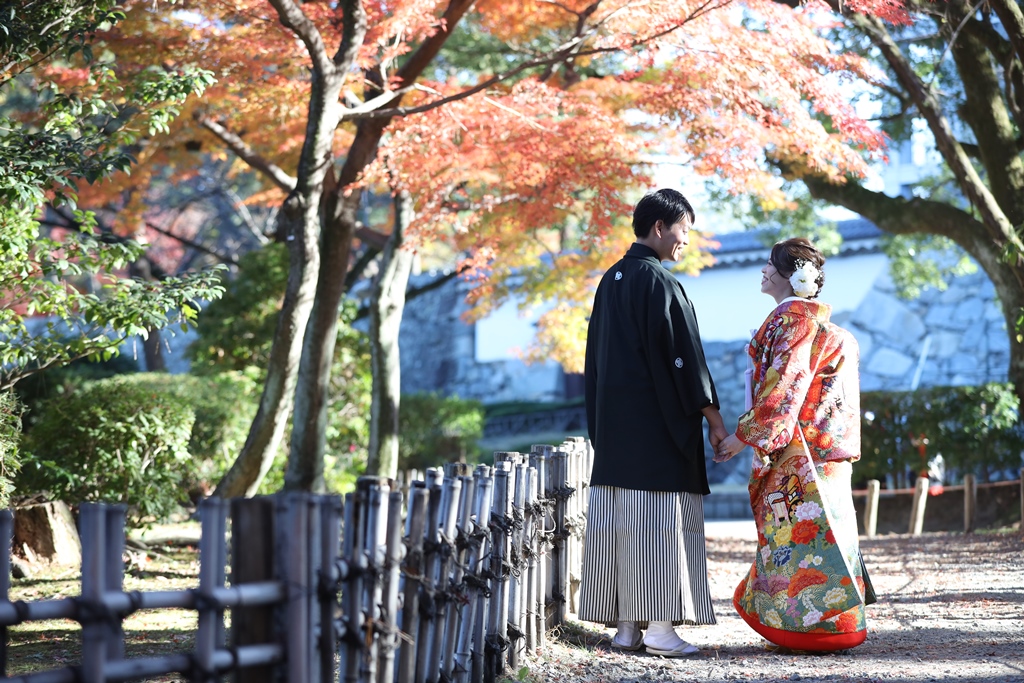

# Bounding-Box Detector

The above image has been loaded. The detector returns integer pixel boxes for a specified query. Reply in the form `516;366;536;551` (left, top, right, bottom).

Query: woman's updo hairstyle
769;237;826;299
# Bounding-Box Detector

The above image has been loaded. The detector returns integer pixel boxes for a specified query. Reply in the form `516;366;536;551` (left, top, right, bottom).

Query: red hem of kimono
733;592;866;652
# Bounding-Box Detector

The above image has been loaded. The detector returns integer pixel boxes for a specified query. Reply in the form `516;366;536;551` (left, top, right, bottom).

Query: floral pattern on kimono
735;299;860;464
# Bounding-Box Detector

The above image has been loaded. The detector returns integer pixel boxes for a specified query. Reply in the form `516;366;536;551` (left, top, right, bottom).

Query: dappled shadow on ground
8;627;195;676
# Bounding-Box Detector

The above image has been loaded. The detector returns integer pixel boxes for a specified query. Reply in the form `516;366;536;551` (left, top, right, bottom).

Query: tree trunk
142;328;166;372
211;193;322;498
283;0;478;491
213;71;344;498
366;191;415;479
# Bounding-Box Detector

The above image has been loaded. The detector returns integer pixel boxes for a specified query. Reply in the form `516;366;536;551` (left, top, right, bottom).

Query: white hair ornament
789;260;820;298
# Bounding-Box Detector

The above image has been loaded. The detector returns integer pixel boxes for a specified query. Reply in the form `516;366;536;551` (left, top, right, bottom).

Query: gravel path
521;529;1024;683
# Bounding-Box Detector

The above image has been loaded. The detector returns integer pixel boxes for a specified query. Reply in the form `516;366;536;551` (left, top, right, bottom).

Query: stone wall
398;273;564;403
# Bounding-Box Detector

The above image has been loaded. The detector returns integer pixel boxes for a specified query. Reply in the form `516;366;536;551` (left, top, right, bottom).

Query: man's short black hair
632;189;696;238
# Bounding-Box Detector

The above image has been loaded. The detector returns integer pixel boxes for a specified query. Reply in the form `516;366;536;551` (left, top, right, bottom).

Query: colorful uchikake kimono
733;298;873;652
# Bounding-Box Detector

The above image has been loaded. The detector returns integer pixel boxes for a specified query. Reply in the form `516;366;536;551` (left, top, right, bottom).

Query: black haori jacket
584;243;719;494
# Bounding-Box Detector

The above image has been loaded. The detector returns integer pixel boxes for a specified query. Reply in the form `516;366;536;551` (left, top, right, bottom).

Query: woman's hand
714;434;745;463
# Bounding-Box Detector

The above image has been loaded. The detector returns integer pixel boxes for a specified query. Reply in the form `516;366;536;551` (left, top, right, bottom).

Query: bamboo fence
0;439;593;683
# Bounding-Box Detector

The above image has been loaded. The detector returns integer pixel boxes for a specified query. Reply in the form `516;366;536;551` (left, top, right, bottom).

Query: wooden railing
0;439;593;683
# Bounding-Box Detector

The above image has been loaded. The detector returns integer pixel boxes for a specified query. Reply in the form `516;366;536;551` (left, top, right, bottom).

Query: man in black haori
579;188;727;657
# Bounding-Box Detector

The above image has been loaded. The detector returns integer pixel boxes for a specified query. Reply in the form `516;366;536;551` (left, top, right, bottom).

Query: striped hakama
578;485;717;627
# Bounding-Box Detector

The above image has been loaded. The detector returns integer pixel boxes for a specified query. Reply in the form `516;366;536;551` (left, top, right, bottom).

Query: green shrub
0;390;24;508
860;383;1024;485
399;393;484;471
14;354;139;433
20;374;196;520
119;371;262;496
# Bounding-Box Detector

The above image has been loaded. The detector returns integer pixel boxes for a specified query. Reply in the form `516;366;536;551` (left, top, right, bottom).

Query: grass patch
8;539;201;681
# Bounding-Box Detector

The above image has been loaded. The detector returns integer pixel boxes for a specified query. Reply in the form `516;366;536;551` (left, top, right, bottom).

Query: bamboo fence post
550;450;570;626
467;466;493;683
363;479;390;683
0;509;11;676
485;463;512;683
304;497;323;683
339;491;359;683
102;506;126;664
507;462;528;671
318;495;342;683
963;474;977;534
522;466;538;655
197;498;229;682
278;493;312;683
415;474;444;683
79;503;107;683
441;474;475;682
378;490;405;683
398;484;429;683
565;442;581;615
231;497;277;683
528;447;550;644
864;480;880;538
909;476;929;535
426;476;461;683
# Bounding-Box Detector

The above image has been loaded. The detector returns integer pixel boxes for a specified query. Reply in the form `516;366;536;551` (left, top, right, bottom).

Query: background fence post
441;474;475;682
909;476;929;536
963;474;977;534
468;466;493;683
319;495;342;683
485;463;511;683
398;483;429;683
378;489;405;683
864;479;880;538
550;450;569;626
528;446;550;646
1019;468;1023;536
231;496;277;683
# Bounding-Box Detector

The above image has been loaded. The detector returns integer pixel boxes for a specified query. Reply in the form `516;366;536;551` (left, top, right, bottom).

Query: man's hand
714;433;745;463
708;423;728;451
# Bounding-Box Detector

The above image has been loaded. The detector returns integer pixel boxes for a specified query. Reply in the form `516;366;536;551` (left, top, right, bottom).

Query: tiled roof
706;218;883;268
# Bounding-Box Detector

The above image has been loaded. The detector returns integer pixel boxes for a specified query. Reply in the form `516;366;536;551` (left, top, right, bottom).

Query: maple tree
78;0;902;491
0;1;224;392
770;0;1024;408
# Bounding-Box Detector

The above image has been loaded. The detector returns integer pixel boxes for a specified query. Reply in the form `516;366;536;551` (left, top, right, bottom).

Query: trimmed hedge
19;371;259;520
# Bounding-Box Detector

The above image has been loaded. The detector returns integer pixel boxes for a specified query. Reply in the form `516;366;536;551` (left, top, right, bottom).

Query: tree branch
143;221;241;266
333;0;368;69
990;0;1024;67
849;12;1019;248
341;20;706;122
196;115;298;192
266;0;337;76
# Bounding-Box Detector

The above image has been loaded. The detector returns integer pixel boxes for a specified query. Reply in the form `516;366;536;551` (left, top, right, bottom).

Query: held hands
713;433;744;463
708;423;729;453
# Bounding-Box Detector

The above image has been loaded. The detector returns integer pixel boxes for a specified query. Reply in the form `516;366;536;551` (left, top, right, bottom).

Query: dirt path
521;529;1024;683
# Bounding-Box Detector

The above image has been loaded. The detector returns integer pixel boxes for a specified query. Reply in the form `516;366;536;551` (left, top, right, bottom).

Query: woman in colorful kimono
714;237;873;652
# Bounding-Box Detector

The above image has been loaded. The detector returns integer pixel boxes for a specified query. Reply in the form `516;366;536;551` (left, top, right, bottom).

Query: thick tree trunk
283;0;478;491
213;72;344;498
365;191;415;479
